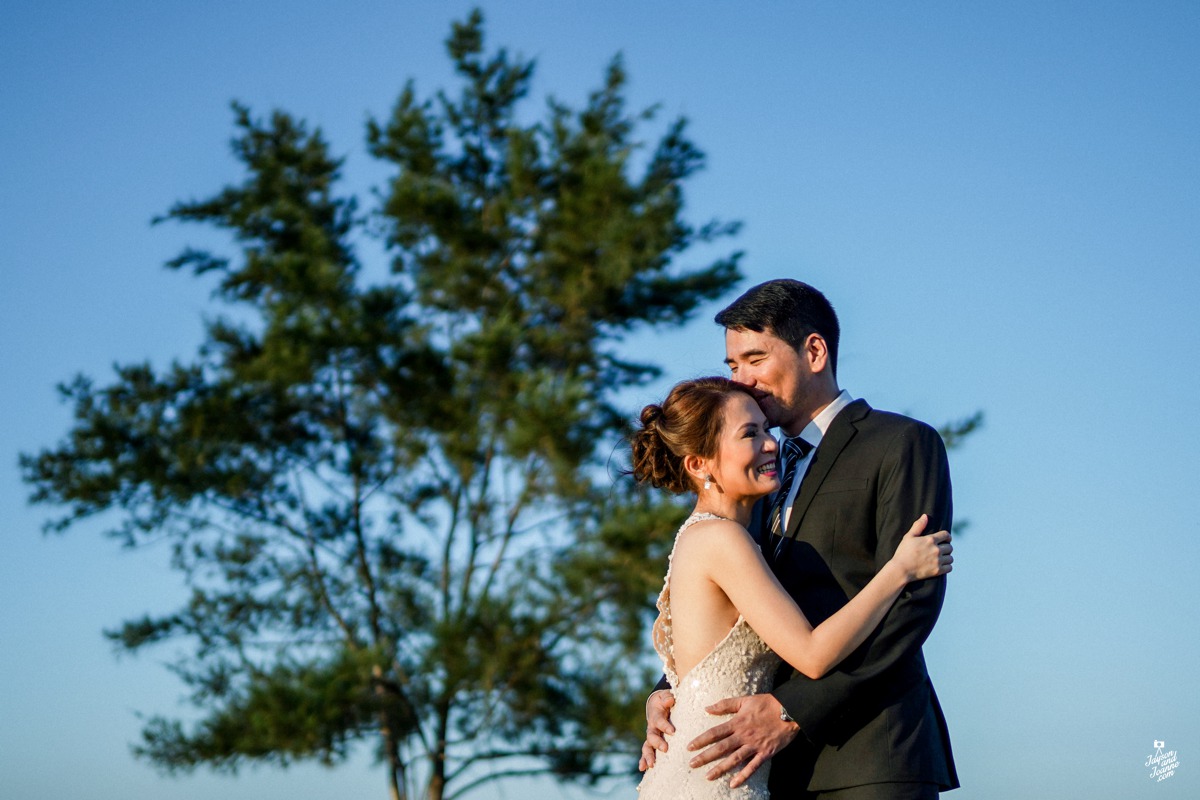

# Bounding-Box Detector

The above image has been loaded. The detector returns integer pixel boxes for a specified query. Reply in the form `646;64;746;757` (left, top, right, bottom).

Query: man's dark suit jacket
762;399;959;796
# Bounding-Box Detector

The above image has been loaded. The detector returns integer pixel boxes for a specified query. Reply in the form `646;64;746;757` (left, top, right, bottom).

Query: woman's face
706;393;781;501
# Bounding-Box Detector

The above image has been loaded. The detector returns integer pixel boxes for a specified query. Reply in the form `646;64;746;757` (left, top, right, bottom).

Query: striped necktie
769;436;814;538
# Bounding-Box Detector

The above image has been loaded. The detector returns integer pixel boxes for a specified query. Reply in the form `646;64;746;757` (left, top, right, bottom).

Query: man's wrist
777;701;800;730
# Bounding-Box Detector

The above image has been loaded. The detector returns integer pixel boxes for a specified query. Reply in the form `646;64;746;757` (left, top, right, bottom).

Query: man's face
723;327;814;435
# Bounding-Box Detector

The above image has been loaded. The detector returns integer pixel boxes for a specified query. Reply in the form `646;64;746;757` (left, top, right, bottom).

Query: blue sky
2;2;1198;798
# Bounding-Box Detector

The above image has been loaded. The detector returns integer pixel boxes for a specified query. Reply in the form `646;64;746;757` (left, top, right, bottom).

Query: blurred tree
20;10;739;800
938;411;983;534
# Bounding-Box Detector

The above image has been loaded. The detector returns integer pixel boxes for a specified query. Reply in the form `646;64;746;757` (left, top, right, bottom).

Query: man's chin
754;398;781;424
762;407;788;431
763;399;804;430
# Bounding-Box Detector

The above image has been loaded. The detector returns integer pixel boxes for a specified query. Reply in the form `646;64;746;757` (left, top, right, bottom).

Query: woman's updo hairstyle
630;377;757;494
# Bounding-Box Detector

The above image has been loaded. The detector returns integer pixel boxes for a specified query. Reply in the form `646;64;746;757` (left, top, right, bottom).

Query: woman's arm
702;516;949;679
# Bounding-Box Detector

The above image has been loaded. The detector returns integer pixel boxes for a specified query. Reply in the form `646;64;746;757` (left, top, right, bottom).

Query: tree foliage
21;11;740;800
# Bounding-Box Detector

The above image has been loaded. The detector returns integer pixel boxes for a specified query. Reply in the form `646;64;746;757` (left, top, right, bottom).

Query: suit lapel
783;399;870;539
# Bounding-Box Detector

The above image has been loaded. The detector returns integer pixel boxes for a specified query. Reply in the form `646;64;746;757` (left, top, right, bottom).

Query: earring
703;476;712;490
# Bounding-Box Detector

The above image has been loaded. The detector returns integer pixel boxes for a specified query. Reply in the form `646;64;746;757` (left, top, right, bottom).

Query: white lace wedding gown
637;513;783;800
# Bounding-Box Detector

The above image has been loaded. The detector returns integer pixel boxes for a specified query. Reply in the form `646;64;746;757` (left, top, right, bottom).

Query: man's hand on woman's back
639;690;676;771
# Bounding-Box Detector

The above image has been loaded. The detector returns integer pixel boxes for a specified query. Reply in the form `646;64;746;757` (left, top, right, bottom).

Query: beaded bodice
638;513;782;800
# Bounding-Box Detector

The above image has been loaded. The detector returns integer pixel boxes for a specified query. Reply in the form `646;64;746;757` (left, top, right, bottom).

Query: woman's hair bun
640;403;664;427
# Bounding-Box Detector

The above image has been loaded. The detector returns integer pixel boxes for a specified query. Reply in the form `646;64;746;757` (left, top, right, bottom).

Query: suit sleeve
772;421;951;745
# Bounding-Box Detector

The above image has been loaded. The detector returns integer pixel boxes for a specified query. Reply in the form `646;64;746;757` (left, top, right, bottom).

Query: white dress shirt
781;390;854;529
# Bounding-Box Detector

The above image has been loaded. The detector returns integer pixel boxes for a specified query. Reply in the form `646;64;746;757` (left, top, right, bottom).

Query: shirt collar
796;389;853;448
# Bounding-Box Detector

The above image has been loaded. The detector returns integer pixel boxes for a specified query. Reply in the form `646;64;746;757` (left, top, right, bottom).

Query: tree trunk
385;731;405;800
427;770;445;800
426;701;450;800
375;663;407;800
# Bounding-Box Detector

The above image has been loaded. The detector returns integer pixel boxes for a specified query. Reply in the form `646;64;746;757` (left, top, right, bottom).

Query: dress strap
678;511;729;533
652;512;731;687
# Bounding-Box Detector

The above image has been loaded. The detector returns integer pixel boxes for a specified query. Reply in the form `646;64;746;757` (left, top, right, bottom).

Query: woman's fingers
903;513;930;537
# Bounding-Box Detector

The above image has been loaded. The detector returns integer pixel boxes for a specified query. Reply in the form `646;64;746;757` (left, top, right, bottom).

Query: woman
631;377;952;799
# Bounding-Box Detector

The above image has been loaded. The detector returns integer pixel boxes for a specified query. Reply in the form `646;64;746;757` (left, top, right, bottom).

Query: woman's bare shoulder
677;517;758;554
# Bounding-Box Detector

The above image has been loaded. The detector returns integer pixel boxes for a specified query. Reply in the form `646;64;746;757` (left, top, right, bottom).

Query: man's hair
714;279;840;376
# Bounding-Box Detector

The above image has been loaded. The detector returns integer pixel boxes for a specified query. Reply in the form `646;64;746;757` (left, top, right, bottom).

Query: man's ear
804;333;830;374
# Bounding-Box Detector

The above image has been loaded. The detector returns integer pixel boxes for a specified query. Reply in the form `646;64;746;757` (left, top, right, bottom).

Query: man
642;279;958;799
